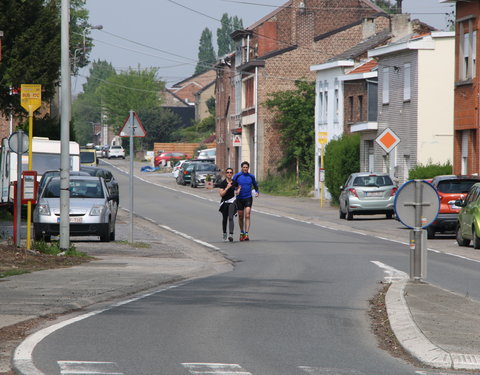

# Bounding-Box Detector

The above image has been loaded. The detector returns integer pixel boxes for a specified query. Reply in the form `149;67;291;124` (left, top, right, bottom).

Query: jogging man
233;161;259;241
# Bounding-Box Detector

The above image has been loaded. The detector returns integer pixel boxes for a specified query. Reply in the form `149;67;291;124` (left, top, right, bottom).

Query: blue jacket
233;172;259;199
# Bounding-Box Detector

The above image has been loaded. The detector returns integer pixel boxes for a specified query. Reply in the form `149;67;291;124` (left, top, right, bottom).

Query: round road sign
394;179;440;229
8;131;29;154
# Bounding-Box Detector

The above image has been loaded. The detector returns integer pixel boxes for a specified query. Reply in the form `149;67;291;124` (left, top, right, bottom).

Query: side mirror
455;199;466;207
340;185;344;190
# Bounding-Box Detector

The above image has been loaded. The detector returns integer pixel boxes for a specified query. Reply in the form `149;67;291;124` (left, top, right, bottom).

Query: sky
73;0;455;94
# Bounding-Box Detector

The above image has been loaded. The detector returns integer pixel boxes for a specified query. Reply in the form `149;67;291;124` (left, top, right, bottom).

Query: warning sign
233;134;241;147
376;128;400;153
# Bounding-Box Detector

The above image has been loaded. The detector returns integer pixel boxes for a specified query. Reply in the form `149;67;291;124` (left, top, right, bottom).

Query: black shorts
236;197;253;210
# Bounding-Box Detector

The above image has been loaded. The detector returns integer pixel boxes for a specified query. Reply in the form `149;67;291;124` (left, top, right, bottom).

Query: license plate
366;191;383;197
69;217;82;223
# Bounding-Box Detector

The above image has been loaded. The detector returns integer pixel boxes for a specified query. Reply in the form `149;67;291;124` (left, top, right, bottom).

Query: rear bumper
430;213;458;231
34;223;108;237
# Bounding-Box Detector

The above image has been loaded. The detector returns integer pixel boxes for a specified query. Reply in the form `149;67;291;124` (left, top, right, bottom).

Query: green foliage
173;115;215;142
96;67;165;134
373;0;399;13
324;134;360;204
195;28;217;75
0;0;90;116
260;172;313;197
82;60;117;94
137;108;182;149
264;80;315;183
408;161;452;180
217;14;244;57
33;241;87;257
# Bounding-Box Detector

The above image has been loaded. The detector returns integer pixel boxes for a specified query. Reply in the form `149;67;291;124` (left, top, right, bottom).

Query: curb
386;279;480;370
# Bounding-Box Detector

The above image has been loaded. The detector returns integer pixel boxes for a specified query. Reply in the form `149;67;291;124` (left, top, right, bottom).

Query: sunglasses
226;171;233;174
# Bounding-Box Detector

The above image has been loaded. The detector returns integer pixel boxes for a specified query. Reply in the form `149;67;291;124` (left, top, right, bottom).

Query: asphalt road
29;160;480;375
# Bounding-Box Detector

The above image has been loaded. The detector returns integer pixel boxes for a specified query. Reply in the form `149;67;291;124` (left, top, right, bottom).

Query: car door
339;175;353;212
462;187;479;238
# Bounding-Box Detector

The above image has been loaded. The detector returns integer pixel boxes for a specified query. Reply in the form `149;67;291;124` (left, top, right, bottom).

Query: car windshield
80;151;95;163
196;164;216;172
437;180;479;194
44;179;104;199
353;175;393;187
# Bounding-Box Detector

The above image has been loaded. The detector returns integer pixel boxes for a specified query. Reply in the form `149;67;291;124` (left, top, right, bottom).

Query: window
349;96;354;122
461;130;469;175
382;67;389;104
403;63;411;101
242;77;254;109
459;20;477;80
358;95;363;121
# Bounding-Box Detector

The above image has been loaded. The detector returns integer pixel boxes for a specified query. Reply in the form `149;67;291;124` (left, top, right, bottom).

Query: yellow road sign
21;84;42;112
318;131;328;145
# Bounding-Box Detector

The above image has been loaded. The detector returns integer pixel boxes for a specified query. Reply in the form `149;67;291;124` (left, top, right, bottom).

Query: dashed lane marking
57;360;123;374
182;362;252;375
299;367;366;374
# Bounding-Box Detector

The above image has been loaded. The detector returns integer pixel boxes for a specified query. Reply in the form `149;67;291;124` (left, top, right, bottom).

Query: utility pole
60;0;71;250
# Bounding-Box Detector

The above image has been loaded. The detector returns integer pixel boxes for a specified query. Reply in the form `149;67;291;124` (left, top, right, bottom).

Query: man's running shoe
223;233;227;242
244;234;250;241
240;233;245;241
228;235;233;242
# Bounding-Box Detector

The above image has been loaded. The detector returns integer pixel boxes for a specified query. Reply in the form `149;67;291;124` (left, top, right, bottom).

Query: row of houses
210;0;474;195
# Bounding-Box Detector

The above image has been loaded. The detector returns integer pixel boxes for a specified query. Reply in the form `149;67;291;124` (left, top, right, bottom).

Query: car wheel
100;223;110;242
386;211;393;220
33;228;42;242
110;227;116;241
339;207;346;219
191;179;196;188
456;225;470;247
427;226;435;240
473;226;480;249
346;207;354;221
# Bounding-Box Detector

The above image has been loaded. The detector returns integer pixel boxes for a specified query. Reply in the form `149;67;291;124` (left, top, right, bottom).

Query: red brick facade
453;1;480;174
215;0;389;178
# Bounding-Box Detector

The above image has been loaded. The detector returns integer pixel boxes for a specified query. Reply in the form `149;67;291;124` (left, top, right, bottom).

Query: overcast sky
73;0;455;94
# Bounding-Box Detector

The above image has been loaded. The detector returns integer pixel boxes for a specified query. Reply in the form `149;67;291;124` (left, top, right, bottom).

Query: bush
260;172;313;196
324;134;360;204
408;161;452;180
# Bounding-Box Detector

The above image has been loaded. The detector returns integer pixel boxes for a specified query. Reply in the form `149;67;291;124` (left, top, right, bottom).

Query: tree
217;14;244;57
96;68;165;134
0;0;90;117
265;80;315;184
195;28;217;75
137;108;182;149
373;0;399;13
72;60;116;145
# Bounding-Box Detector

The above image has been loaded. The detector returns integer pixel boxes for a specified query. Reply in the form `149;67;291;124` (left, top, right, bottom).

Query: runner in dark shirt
218;168;240;242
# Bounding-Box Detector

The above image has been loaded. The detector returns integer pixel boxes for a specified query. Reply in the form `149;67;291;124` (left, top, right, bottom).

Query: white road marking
370;261;408;282
182;363;252;375
299;366;366;374
58;360;123;374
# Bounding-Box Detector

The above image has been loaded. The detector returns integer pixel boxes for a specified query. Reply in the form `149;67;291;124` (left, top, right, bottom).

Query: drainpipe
247;35;250;63
254;66;258;176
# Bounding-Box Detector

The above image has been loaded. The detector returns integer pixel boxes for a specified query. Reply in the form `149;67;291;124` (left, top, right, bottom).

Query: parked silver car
339;172;397;220
33;175;117;242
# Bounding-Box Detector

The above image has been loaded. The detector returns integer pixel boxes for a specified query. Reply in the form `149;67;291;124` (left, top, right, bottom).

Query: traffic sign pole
129;110;134;244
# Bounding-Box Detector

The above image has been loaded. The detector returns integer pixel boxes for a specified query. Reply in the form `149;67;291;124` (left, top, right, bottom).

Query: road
29;160;480;375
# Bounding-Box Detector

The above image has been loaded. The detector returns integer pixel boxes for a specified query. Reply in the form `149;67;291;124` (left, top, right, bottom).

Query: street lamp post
83;25;103;55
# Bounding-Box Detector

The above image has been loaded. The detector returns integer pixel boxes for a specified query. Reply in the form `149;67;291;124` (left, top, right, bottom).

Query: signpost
20;84;41;249
119;111;147;243
316;132;328;208
394;180;440;281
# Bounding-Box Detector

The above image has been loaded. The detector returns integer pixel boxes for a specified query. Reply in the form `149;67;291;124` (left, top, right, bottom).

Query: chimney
396;0;403;14
362;18;376;40
391;13;412;41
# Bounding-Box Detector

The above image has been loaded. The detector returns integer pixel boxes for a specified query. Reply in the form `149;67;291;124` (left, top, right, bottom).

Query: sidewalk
1;158;480;373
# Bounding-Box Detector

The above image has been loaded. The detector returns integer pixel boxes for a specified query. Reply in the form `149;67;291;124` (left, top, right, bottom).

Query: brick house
445;0;480;174
215;0;389;178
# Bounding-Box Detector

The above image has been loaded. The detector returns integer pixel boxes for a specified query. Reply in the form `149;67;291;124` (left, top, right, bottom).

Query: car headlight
38;204;50;216
89;205;104;216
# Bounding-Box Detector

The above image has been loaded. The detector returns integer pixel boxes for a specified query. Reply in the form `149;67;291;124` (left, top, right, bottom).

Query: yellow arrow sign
21;84;42;113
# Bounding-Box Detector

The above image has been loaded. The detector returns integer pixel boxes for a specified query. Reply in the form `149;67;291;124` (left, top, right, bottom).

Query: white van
0;137;80;204
197;148;216;161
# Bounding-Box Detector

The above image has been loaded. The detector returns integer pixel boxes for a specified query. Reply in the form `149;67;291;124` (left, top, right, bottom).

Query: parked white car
172;160;188;178
197;148;216;161
107;145;125;159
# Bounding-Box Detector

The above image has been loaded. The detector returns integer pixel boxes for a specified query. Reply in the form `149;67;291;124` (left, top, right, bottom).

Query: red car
154;152;190;167
428;175;480;239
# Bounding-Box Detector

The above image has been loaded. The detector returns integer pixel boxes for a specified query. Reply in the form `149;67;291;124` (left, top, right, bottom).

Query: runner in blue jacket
233;161;259;241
